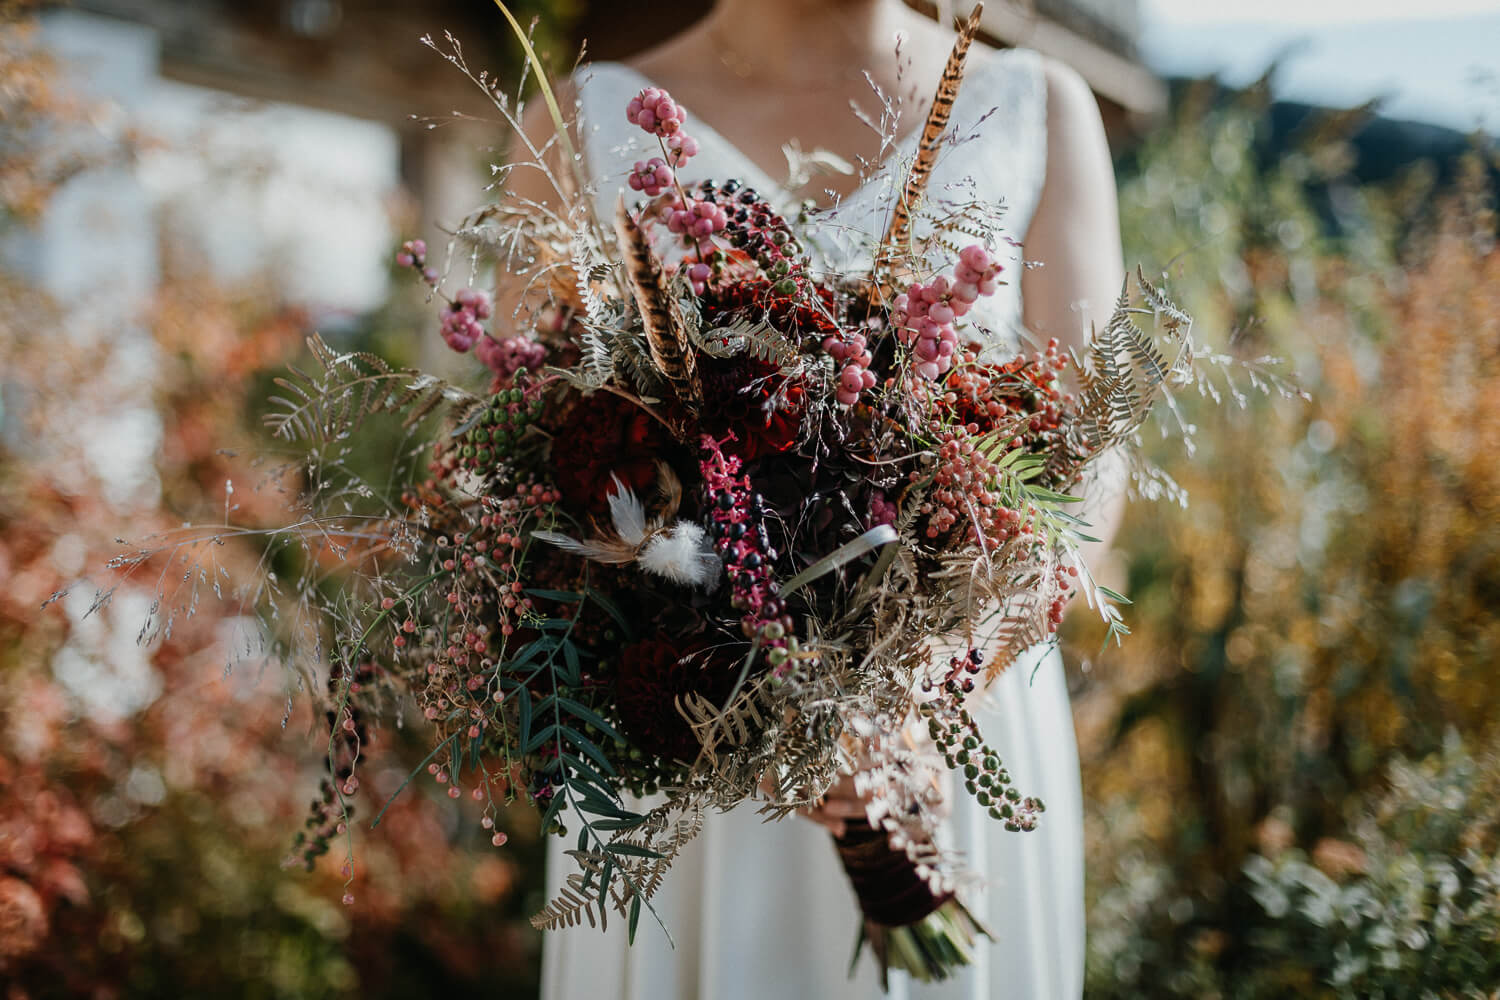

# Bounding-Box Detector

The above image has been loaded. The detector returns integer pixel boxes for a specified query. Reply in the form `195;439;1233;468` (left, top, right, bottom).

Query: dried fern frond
610;333;670;399
691;319;802;371
613;197;701;410
604;805;705;924
1135;267;1194;339
535;802;708;940
531;858;610;931
266;336;478;445
565;328;616;389
679;676;781;759
571;200;620;325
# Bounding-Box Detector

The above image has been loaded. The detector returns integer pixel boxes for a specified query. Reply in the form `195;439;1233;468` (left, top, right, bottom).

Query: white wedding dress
542;48;1084;1000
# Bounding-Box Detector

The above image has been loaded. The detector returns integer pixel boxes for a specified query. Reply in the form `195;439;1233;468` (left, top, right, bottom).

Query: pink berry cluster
475;333;546;378
395;238;438;285
384;477;571;833
683;261;713;296
628;157;674;197
288;660;372;873
667;197;729;253
912;424;1027;545
623;89;701;199
955;242;1003;293
665;132;700;166
822;329;878;406
893;243;1004;381
439;288;492;353
1044;562;1078;631
626;87;685;137
868;489;898;528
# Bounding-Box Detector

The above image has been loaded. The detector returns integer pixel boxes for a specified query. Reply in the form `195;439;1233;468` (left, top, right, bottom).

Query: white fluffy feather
606;473;648;545
639;522;722;590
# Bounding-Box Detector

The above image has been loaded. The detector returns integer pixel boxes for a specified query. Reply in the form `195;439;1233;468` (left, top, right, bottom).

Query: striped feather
613;197;701;409
876;3;985;288
531;530;638;565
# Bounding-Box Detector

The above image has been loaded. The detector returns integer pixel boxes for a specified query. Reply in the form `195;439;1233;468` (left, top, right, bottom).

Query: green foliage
1092;736;1500;1000
1079;76;1500;997
1239;739;1500;998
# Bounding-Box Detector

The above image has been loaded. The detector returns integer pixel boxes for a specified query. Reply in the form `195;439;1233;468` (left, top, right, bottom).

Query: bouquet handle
833;820;990;986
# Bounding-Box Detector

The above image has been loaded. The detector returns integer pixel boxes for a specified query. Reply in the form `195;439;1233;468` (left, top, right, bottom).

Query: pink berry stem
657;134;706;266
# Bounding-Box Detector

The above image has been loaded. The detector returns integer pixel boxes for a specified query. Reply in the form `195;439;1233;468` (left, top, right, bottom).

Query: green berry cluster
922;682;1046;833
461;387;542;472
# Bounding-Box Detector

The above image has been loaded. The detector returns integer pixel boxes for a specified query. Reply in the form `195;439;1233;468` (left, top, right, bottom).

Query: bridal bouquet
113;2;1261;987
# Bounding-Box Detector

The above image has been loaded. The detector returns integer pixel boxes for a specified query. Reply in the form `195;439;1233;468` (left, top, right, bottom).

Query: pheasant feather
614;196;701;409
876;3;985;289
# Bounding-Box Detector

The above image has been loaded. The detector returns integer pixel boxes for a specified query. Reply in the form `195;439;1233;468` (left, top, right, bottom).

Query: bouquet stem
834;820;990;987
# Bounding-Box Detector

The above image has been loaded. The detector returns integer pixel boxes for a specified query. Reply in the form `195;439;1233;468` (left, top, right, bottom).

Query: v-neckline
585;55;999;212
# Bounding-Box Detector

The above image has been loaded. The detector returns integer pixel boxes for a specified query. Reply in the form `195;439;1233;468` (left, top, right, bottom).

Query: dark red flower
549;391;666;515
701;276;839;344
695;356;806;460
612;638;734;763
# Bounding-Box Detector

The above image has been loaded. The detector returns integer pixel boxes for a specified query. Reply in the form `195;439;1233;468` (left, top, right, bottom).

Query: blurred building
35;0;1162;332
62;0;1164;211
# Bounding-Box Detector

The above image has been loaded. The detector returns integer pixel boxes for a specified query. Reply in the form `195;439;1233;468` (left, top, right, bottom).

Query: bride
505;0;1123;996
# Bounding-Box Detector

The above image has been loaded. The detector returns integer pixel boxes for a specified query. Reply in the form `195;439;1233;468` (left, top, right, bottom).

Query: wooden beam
975;1;1166;118
70;0;511;126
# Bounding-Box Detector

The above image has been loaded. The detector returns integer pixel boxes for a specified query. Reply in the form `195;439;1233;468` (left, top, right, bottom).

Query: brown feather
531;530;639;565
875;3;985;293
613;196;700;408
654;460;684;521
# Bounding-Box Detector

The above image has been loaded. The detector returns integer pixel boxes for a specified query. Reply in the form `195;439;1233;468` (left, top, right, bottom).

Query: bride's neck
701;0;909;83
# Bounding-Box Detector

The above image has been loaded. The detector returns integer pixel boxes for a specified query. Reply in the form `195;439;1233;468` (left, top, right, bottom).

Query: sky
1139;0;1500;132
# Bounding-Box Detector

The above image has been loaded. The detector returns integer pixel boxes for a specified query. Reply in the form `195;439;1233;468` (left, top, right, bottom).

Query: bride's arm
1022;58;1127;565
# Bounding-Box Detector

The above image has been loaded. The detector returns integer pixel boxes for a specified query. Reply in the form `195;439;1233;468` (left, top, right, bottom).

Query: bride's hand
799;772;869;839
797;725;953;839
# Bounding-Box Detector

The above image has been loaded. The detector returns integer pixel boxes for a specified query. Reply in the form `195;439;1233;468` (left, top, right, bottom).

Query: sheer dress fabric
541;49;1085;1000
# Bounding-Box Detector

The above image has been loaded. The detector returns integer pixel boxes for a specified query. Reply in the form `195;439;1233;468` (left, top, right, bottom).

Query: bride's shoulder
1029;53;1108;163
1024;50;1117;242
969;45;1106;152
1033;53;1095;117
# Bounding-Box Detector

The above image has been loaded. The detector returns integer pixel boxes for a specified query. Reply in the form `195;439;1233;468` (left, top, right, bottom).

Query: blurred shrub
1240;735;1500;997
0;0;116;226
1078;77;1500;997
1;4;551;995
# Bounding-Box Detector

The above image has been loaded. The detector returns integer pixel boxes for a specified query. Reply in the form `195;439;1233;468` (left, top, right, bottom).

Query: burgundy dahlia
613;638;729;763
701;275;839;345
695;355;806;460
549;391;667;515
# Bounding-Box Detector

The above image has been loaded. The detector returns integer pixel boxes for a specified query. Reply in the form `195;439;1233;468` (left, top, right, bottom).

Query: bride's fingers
808;797;868;819
797;807;848;838
799;791;870;840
